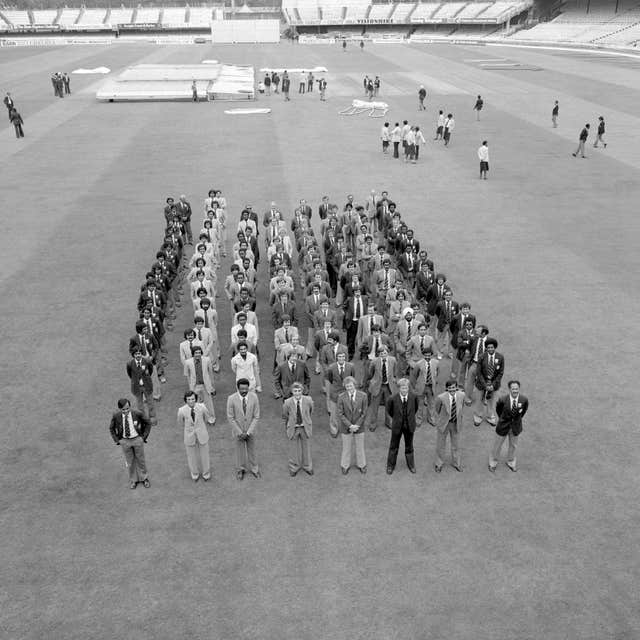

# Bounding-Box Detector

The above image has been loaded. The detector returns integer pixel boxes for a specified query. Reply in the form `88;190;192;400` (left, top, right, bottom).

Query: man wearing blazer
226;378;261;480
325;351;355;437
473;338;505;427
433;380;466;472
282;383;314;476
355;302;385;353
343;288;368;360
425;274;450;334
365;325;392;361
176;391;212;482
406;323;439;369
489;380;529;472
126;348;157;424
435;289;460;359
385;378;420;474
337;377;369;474
411;350;439;425
275;352;310;399
183;345;216;424
109;397;151;489
366;346;398;430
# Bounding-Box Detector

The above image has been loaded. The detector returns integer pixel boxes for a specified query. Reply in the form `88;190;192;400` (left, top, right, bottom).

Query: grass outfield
1;41;639;639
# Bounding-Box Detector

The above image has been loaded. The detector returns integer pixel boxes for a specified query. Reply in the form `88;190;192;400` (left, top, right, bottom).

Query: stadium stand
297;1;321;23
188;6;214;27
319;0;347;23
108;7;134;27
430;2;468;20
31;9;58;25
344;0;371;21
57;8;81;26
368;4;394;20
2;9;31;27
135;7;160;24
393;2;419;22
161;6;188;26
455;2;493;21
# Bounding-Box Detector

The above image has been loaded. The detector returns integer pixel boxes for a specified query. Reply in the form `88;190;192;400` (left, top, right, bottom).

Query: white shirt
380;126;390;141
122;412;139;438
445;117;455;131
415;130;426;145
478;145;489;162
231;323;258;345
437;114;445;127
231;352;259;389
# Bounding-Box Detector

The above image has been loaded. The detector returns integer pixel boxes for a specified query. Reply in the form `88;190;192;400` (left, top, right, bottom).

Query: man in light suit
183;345;216;424
325;351;355;438
406;323;439;369
275;351;310;399
355;301;385;354
274;315;299;366
489;380;529;472
109;397;151;489
365;325;392;361
282;382;314;476
365;346;398;431
227;378;261;480
176;390;212;482
411;350;439;425
433;380;465;472
337;377;368;474
385;378;420;474
374;258;401;312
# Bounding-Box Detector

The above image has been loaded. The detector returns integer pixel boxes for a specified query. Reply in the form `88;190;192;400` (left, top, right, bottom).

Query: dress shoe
386;466;394;475
207;418;216;425
434;465;442;473
341;467;349;475
289;470;298;477
303;468;314;476
129;482;137;489
251;470;262;479
473;418;482;427
142;479;150;488
487;419;497;427
507;462;517;472
452;464;463;472
488;464;497;473
202;473;211;481
330;431;338;438
359;466;367;474
192;475;200;482
408;465;416;473
236;470;245;480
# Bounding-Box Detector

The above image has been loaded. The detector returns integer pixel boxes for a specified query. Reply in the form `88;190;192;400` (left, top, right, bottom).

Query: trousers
235;434;259;473
387;424;414;468
435;422;461;468
288;427;312;473
120;436;148;483
341;432;366;469
490;432;518;465
186;441;210;479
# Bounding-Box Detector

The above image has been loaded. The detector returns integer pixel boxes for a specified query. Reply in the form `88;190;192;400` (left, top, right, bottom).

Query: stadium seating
31;9;58;25
408;3;440;22
344;0;371;21
319;0;346;23
108;7;134;26
57;8;80;26
161;7;188;26
393;2;419;22
368;4;394;20
455;2;492;21
77;8;107;25
135;7;160;24
296;1;321;23
188;7;214;27
431;2;467;20
2;9;31;27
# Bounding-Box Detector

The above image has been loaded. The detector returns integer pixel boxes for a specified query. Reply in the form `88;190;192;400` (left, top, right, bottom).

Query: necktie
191;408;196;422
296;400;303;424
402;397;407;418
285;328;289;343
426;361;432;385
487;355;495;379
198;328;202;340
407;321;412;340
140;335;147;356
420;336;425;352
351;394;356;404
339;365;344;378
511;399;517;415
370;317;374;332
450;394;457;421
447;301;451;321
355;300;361;319
382;359;387;384
242;397;247;415
204;313;209;328
384;271;389;289
323;310;327;318
123;414;130;438
290;364;294;374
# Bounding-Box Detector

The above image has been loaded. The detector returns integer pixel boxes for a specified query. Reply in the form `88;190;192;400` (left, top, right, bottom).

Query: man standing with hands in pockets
337;376;368;475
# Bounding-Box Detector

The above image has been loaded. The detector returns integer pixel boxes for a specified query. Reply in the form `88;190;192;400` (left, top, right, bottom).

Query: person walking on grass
552;100;559;128
594;116;607;148
414;126;426;162
478;140;489;180
443;113;455;147
418;85;426;111
282;72;290;101
572;123;590;158
380;121;390;154
434;109;444;140
9;109;24;138
473;95;483;121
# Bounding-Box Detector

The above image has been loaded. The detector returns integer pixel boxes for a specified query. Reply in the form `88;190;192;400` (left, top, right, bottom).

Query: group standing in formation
109;185;530;487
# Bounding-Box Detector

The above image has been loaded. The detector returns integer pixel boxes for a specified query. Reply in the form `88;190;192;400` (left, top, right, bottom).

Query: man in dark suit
176;195;193;244
435;289;459;359
3;92;14;120
126;348;157;423
275;352;310;399
109;397;151;489
343;288;368;360
473;338;505;427
385;378;420;474
489;380;529;472
415;261;434;304
425;273;450;334
397;246;418;290
271;292;297;328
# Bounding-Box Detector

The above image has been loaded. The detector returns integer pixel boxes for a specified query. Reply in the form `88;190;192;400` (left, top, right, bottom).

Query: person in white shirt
434;110;445;141
391;122;402;158
231;312;258;349
414;126;426;162
404;127;417;164
231;342;262;392
443;114;455;147
299;71;306;94
478;140;489;180
380;122;390;154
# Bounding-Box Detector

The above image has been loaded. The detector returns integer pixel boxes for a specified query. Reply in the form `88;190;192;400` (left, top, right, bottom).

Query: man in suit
411;350;439;425
406;323;439;369
473;338;504;427
394;308;420;375
3;92;14;120
489;380;529;472
433;380;465;472
365;325;392;361
176;194;193;244
176;390;212;482
397;246;418;290
227;378;261;480
435;289;459;359
283;382;314;476
304;284;328;355
337;376;368;474
425;273;450;336
343;288;367;360
374;258;400;313
355;301;384;355
325;351;355;437
109;397;151;489
274;314;299;365
366;346;398;431
385;378;420;474
416;260;435;304
126;347;157;424
275;352;310;400
465;324;489;403
183;345;216;424
271;292;297;328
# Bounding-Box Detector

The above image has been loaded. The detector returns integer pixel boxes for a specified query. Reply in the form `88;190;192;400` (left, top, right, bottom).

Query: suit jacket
416;270;435;301
450;312;477;337
274;325;299;353
184;356;215;394
365;334;392;359
375;268;400;296
435;300;460;331
434;390;465;432
336;390;368;434
426;283;450;315
304;294;328;325
126;357;154;395
128;332;159;358
475;352;505;392
109;409;150;443
283;395;314;438
356;313;385;346
406;334;438;366
179;338;203;367
454;327;475;361
325;362;356;402
319;343;349;371
176;402;210;446
313;307;338;330
367;356;398;396
343;295;369;327
272;301;297;328
495;394;529;437
226;391;260;437
398;253;419;278
394;318;423;354
275;361;311;398
385;392;420;433
412;357;439;395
